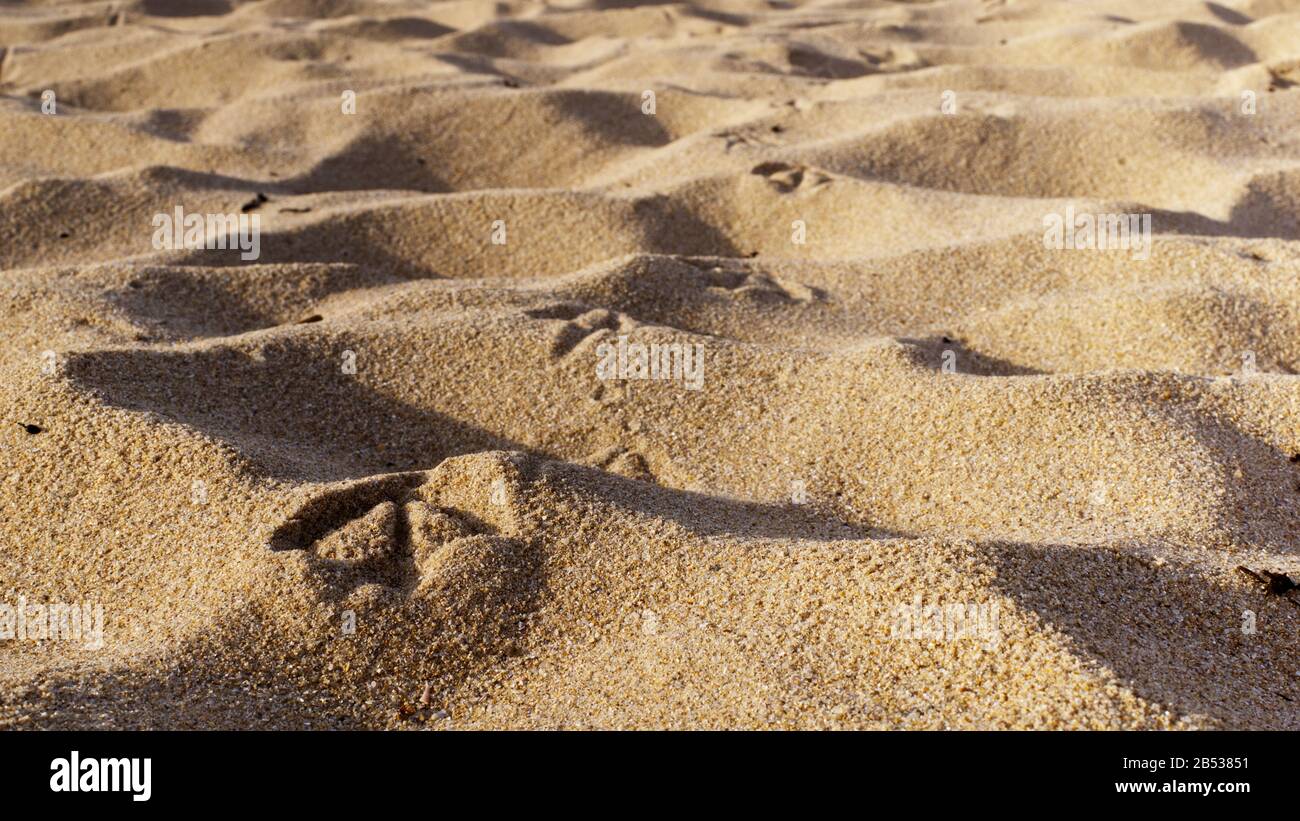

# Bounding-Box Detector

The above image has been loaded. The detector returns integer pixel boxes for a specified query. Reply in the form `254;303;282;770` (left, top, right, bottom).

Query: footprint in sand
689;259;824;304
524;303;639;361
750;161;831;193
267;457;535;603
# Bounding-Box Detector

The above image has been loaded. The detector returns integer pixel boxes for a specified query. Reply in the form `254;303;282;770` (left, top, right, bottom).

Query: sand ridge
1;0;1299;728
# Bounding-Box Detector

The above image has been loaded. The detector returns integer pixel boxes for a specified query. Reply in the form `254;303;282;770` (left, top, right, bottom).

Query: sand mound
2;0;1300;729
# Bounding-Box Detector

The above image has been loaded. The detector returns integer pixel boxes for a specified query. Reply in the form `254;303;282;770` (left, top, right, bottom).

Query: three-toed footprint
268;453;540;611
524;302;638;362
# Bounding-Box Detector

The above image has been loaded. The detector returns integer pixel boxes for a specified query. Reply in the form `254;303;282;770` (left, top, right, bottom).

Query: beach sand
1;0;1299;729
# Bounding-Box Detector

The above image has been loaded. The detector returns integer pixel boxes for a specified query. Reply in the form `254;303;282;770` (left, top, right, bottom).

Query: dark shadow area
1166;21;1258;67
171;207;443;276
345;16;456;40
106;263;407;340
543;89;676;149
445;19;572;58
11;561;543;729
139;0;233;16
433;51;523;83
902;335;1047;376
1151;202;1300;241
61;345;534;483
522;455;897;543
1204;2;1253;25
987;540;1300;729
634;193;743;258
175;187;741;277
281;132;453;194
787;44;875;79
1165;408;1300;557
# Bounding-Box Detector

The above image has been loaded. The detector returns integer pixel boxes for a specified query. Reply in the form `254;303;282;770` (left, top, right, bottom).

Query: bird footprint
268;454;540;607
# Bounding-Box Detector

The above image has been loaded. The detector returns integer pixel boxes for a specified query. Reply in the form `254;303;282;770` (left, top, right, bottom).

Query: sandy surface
1;0;1299;729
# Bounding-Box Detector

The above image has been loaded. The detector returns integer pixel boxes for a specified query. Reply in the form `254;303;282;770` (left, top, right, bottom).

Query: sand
1;0;1299;730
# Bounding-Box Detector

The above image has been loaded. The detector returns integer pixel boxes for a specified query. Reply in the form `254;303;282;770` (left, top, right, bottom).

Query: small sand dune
2;0;1299;729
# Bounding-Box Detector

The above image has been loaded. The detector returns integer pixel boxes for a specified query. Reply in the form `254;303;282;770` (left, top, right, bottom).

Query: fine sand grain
1;0;1300;729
